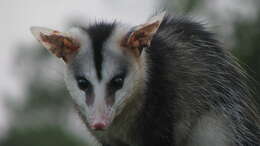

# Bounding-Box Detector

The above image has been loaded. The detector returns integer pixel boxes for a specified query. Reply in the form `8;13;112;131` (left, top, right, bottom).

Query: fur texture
79;15;260;146
91;15;259;146
31;13;260;146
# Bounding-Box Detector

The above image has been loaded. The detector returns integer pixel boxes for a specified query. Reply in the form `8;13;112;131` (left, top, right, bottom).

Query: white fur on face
102;24;144;115
64;27;95;121
64;24;145;128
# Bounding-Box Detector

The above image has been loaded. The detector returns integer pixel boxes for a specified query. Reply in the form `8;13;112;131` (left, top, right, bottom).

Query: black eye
76;77;91;91
110;74;125;90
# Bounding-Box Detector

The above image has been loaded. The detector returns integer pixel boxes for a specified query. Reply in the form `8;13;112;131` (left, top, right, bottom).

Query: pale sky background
0;0;257;140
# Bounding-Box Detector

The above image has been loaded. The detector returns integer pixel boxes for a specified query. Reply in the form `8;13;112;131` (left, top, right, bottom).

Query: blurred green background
0;0;259;146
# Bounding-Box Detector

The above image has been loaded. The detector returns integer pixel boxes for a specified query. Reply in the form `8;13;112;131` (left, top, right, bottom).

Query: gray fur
68;15;260;146
34;13;260;146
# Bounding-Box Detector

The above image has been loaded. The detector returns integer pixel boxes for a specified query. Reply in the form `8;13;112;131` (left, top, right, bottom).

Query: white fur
64;28;97;123
187;112;231;146
102;24;146;116
64;23;147;134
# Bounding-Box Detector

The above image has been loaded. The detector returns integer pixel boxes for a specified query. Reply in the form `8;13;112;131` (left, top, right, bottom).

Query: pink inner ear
40;32;79;62
128;21;160;47
120;21;160;56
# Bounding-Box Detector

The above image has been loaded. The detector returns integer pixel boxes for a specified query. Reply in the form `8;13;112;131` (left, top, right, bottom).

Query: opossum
30;12;260;146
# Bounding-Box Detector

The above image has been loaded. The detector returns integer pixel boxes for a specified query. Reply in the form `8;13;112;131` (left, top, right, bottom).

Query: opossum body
31;12;260;146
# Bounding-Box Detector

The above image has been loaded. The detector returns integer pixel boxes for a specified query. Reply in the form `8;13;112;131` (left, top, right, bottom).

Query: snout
89;110;113;131
90;121;108;130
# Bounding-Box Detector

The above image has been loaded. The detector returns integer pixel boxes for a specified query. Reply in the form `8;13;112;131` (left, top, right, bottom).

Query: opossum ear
30;27;80;63
123;12;165;56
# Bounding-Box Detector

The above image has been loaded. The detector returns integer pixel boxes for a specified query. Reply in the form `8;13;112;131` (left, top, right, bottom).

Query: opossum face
30;12;164;131
64;24;145;130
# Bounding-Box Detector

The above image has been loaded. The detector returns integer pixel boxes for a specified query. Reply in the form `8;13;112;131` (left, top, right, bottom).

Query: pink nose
91;122;107;130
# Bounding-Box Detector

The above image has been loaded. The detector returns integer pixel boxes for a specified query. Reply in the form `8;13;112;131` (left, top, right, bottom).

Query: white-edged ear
123;11;166;56
30;26;80;63
146;11;166;24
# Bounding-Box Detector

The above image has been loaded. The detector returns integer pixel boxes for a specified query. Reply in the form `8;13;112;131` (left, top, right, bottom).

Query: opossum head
30;12;164;131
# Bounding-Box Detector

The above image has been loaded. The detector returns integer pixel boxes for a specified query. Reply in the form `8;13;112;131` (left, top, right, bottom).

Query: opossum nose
91;122;107;130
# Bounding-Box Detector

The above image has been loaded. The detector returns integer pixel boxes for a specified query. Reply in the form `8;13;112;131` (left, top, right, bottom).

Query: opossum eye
76;77;91;91
110;74;125;90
